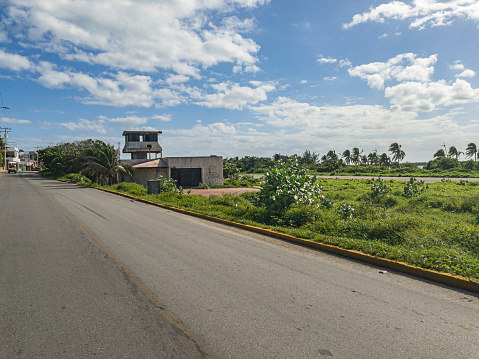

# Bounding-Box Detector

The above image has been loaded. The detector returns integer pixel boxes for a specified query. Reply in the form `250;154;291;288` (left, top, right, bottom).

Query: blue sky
1;0;478;162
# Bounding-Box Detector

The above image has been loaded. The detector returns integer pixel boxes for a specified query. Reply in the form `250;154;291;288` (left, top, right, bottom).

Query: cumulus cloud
385;79;479;112
36;65;156;107
169;122;237;136
4;0;267;76
343;0;479;30
196;81;275;109
349;53;437;89
0;49;33;71
250;96;468;141
0;117;31;124
317;56;337;64
59;118;107;133
456;69;476;78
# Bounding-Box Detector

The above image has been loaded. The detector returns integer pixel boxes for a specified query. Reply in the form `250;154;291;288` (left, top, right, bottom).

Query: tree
300;149;319;165
433;149;446;159
379;153;391;168
351;147;362;165
342;149;351;165
81;141;132;185
360;154;369;165
367;152;379;166
448;146;462;159
389;142;405;163
465;143;477;161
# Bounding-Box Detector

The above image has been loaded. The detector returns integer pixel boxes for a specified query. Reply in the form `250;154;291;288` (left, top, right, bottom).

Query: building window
126;133;140;142
144;133;158;142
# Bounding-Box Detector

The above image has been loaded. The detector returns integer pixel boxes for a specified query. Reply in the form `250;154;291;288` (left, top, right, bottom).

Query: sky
1;0;479;162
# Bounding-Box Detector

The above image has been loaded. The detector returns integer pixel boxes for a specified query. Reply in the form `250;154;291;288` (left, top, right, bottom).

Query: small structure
5;146;20;170
121;130;223;188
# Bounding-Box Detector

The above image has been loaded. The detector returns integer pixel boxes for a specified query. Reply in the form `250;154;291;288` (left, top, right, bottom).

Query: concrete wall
125;155;223;188
124;167;169;188
166;156;223;186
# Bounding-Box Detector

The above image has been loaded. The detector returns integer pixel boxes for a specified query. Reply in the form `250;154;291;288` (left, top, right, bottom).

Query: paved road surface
1;172;478;358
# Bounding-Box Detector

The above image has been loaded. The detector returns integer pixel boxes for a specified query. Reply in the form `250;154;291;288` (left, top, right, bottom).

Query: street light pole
0;127;11;171
0;106;10;171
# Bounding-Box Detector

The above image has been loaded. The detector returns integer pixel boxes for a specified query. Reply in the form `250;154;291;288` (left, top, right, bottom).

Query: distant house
121;130;223;188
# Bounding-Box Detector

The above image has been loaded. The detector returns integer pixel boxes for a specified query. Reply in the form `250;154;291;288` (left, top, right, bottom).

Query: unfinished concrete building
121;130;223;188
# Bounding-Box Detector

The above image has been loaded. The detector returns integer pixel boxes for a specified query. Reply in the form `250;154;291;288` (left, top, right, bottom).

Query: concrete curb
51;176;479;294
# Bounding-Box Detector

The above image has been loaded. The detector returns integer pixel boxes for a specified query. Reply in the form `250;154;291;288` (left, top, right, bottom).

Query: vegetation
224;142;479;178
38;140;132;185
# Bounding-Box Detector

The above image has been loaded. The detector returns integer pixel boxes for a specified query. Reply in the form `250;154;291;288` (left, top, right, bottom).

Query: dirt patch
185;187;259;197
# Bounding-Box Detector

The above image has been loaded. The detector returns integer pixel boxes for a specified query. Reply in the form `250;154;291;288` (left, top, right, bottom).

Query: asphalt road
1;172;478;358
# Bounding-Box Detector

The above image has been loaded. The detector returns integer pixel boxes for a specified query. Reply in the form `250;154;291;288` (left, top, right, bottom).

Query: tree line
225;141;479;175
38;139;131;185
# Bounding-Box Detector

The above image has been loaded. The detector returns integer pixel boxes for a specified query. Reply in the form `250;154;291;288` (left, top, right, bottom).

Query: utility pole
34;146;42;168
0;127;11;170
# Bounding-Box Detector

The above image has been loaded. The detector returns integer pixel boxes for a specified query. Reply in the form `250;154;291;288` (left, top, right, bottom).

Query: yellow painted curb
51;177;479;294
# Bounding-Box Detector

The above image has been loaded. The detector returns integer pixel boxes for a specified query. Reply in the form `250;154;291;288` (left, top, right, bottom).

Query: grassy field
45;170;479;282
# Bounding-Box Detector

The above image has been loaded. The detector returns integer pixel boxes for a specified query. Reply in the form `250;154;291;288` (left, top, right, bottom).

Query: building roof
122;130;162;135
132;159;168;169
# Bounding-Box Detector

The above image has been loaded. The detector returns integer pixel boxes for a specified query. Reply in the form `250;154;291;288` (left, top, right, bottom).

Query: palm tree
351;147;362;165
342;149;352;165
360;154;368;165
368;152;379;166
379;153;391;168
465;143;477;161
433;149;446;159
389;142;405;163
448;146;462;159
81;142;133;185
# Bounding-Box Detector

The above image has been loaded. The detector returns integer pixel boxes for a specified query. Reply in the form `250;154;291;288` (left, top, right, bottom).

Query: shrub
63;173;92;186
158;175;183;194
338;203;355;219
255;157;325;215
403;177;428;198
112;182;148;196
371;177;389;198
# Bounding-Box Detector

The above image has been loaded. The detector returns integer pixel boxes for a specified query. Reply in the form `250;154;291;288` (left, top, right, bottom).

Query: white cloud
152;114;172;122
349;53;437;89
250;96;467;141
102;115;149;126
0;117;31;124
36;65;156;107
449;60;465;71
456;69;476;78
343;0;479;30
4;0;267;76
196;81;275;109
0;49;32;71
317;56;337;64
59;118;107;134
323;77;337;81
385;79;479;112
169;122;237;136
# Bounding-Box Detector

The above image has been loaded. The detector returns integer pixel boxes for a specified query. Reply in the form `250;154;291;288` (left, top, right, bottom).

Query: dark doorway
171;168;202;187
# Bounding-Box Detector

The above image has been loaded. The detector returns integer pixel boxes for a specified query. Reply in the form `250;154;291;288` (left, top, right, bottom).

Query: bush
255;157;325;215
403;177;428;198
112;182;148;196
158;175;183;194
63;173;92;186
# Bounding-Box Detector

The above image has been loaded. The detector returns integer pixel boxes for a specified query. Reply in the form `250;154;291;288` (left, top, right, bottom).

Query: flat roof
122;130;162;135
